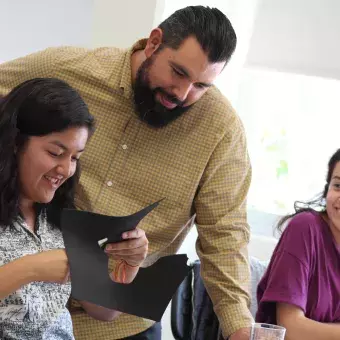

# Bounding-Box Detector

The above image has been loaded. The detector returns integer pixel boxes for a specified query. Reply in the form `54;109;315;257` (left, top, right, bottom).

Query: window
235;68;340;214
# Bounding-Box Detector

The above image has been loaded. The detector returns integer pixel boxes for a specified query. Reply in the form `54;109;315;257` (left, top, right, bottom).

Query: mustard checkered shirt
0;40;253;339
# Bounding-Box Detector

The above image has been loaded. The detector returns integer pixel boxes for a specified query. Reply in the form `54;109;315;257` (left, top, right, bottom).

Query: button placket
103;117;138;196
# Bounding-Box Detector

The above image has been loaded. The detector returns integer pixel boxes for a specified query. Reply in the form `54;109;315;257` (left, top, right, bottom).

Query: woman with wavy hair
257;149;340;340
0;78;119;339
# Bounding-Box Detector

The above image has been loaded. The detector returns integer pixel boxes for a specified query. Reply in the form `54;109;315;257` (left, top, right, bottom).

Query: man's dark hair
158;6;237;64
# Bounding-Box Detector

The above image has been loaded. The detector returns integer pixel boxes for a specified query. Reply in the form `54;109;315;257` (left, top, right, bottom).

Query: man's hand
104;228;148;267
229;327;251;340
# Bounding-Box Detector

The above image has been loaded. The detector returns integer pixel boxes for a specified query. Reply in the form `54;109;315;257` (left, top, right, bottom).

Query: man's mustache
155;88;184;107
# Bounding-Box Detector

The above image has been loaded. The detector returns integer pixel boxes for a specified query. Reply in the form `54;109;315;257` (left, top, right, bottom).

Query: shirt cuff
216;301;254;338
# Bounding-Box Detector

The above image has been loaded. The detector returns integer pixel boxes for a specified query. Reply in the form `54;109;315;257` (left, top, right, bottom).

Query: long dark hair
0;78;95;226
277;149;340;233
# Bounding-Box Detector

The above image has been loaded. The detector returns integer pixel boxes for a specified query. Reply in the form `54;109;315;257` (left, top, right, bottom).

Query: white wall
91;0;162;48
0;0;94;62
246;0;340;80
0;0;165;63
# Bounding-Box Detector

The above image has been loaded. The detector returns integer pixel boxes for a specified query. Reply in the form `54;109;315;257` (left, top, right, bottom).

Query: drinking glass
249;323;286;340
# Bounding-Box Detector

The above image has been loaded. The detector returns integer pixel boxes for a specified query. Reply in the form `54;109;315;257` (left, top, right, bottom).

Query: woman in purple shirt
257;149;340;340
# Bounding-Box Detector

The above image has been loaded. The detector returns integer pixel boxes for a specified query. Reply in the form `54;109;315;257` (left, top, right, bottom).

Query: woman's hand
28;249;69;284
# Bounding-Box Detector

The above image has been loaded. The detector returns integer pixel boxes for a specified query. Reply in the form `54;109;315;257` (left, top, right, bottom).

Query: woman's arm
0;249;69;300
76;262;139;321
0;256;36;300
77;228;148;321
277;303;340;340
78;301;121;321
0;252;120;322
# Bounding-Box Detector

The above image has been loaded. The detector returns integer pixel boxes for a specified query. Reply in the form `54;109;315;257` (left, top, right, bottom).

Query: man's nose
173;81;192;103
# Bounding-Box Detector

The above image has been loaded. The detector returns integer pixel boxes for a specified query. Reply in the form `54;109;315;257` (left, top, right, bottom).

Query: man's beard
133;57;191;128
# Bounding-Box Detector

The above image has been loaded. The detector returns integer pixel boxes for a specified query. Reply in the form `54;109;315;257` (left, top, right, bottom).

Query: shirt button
107;181;113;187
122;144;128;150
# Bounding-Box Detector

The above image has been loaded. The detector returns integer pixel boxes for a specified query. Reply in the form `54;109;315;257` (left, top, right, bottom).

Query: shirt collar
11;208;47;236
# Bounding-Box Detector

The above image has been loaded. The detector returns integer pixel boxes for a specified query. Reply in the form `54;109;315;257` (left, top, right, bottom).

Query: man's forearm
197;241;252;338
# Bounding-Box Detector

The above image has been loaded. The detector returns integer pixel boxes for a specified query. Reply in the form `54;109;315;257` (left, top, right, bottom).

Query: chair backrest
191;261;221;340
171;265;193;340
171;261;221;340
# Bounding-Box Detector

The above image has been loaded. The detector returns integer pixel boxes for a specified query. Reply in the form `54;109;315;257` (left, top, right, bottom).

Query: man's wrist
229;327;251;340
111;259;140;283
124;259;140;268
216;302;253;338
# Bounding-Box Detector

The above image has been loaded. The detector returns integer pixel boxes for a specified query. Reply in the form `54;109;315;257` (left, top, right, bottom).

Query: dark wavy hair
0;78;95;226
158;6;237;64
277;149;340;233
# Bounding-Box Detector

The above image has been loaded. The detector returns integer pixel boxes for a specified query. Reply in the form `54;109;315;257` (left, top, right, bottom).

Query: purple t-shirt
256;211;340;324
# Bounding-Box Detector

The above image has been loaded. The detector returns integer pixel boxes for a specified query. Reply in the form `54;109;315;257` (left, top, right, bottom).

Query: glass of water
250;323;286;340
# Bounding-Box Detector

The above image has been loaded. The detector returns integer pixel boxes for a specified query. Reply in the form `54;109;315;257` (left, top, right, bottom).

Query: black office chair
171;260;221;340
171;264;193;340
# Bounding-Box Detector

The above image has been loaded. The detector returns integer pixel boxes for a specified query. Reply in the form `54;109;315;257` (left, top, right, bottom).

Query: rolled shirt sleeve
195;114;253;338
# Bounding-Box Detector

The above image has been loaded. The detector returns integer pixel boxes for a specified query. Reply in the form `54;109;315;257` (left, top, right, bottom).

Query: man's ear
144;28;163;58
